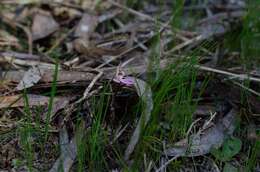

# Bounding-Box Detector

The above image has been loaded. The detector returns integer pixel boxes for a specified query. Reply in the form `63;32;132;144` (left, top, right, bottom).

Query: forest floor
0;0;260;171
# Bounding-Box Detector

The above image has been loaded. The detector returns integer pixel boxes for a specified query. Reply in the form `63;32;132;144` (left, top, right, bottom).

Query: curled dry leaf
16;66;42;90
124;78;153;160
165;108;238;157
32;11;59;41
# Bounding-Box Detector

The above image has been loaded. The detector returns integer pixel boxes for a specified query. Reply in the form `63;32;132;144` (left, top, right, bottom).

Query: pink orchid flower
113;69;135;87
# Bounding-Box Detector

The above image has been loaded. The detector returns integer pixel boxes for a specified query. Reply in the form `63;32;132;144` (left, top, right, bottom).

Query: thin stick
96;17;173;69
232;81;260;97
15;23;33;54
108;0;158;22
155;156;179;172
75;71;103;104
195;65;260;83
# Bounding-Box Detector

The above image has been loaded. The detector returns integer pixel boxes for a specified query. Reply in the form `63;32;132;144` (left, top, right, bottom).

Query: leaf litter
0;0;260;171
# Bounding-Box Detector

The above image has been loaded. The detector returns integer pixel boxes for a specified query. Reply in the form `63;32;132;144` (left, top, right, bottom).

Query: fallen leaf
49;126;76;172
43;97;70;120
0;94;70;116
32;11;59;41
49;121;86;172
124;79;153;160
74;12;98;41
16;66;42;90
73;12;99;56
0;94;49;108
165;108;238;157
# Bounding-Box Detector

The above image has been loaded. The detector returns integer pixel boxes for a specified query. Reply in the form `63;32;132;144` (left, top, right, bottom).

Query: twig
107;0;158;22
232;81;260;97
0;52;40;60
186;118;201;138
195;65;260;83
2;56;57;69
96;17;173;69
15;23;33;54
110;123;129;144
98;9;122;23
165;34;205;55
96;39;149;69
155;156;179;172
198;11;245;25
75;71;103;104
114;18;148;51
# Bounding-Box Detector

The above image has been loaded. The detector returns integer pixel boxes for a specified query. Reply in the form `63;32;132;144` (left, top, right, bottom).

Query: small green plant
20;89;34;171
75;104;87;172
223;163;239;172
86;85;110;171
171;0;185;29
211;137;242;162
245;140;260;172
44;55;59;144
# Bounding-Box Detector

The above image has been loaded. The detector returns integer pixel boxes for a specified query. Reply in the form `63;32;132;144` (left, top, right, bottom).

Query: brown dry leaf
74;36;128;58
32;11;59;41
16;66;42;90
74;12;98;41
0;94;70;120
75;39;126;58
73;12;129;57
43;97;70;120
0;94;49;109
73;12;98;55
165;108;238;157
